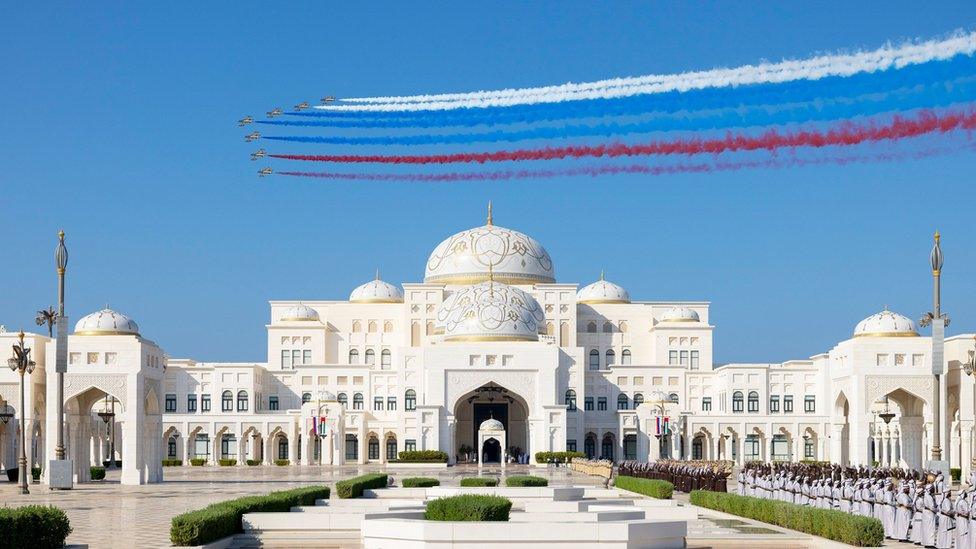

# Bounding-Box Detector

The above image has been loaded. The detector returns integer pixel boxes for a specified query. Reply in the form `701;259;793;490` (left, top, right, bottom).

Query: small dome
437;281;544;342
577;274;630;304
854;309;918;338
479;418;504;431
280;304;320;322
74;308;140;336
660;306;700;323
350;276;403;303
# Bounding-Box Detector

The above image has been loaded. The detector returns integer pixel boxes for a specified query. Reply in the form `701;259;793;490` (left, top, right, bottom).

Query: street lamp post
8;331;36;494
98;397;116;469
960;335;976;473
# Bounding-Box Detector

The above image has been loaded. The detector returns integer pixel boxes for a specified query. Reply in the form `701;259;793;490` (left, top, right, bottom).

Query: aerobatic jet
258;168;273;177
250;149;266;161
245;131;261;142
294;102;310;111
321;96;335;104
266;107;283;118
238;116;254;127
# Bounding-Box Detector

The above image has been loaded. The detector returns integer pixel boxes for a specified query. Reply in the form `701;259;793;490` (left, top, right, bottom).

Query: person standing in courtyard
894;485;912;541
954;490;970;549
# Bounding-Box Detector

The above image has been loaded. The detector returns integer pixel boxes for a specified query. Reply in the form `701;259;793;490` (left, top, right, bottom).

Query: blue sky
2;2;976;363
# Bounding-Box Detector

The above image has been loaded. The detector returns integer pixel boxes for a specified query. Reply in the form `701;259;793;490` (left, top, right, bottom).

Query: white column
961;423;973;482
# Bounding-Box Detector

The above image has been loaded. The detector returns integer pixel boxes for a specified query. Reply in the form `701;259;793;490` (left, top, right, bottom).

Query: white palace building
2;208;976;485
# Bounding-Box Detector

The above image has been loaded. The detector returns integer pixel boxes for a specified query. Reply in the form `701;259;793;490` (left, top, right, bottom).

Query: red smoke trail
269;108;976;165
275;143;972;183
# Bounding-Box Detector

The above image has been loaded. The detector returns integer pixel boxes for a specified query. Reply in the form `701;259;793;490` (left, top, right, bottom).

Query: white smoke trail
318;31;976;112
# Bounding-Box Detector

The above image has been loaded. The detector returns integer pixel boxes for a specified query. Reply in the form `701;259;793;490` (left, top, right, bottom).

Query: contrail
268;107;976;165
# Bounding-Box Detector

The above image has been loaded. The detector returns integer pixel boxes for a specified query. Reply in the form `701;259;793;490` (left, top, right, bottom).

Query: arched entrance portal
453;383;529;463
483;437;501;463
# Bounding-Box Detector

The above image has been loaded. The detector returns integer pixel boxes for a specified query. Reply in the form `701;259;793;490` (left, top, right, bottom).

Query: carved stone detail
446;370;536;412
64;374;128;409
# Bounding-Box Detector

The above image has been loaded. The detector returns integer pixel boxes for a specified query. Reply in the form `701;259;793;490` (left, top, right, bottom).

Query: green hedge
335;473;389;499
690;490;884;547
402;477;440;488
218;459;237;466
0;505;72;549
397;450;449;463
190;458;206;466
170;486;329;546
90;466;106;480
534;451;585;463
615;476;673;499
246;459;261;466
274;459;290;466
161;459;183;467
425;495;511;522
951;468;962;481
460;477;498;487
505;475;548;487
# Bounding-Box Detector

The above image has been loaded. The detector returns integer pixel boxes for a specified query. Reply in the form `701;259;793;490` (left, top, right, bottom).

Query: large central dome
425;205;555;285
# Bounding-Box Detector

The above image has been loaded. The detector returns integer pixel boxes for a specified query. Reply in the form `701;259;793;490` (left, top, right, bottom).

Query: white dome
660;306;700;323
349;277;403;303
425;210;555;285
577;274;630;304
479;418;504;431
74;308;140;336
437;281;544;342
279;304;320;322
854;309;918;338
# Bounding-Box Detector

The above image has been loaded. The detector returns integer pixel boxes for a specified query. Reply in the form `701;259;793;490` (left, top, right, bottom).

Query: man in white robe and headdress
935;489;953;549
873;482;886;525
841;480;854;514
831;481;842;511
922;485;938;548
911;487;925;545
882;483;896;539
737;469;746;496
954;490;970;549
894;485;912;541
861;481;875;517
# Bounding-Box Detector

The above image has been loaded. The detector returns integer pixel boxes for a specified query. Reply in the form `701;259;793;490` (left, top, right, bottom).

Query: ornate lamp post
920;232;949;463
961;335;976;471
8;331;36;494
54;231;68;462
97;397;116;469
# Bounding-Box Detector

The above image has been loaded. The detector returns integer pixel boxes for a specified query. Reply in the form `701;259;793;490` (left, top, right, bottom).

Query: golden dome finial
486;201;493;226
935;231;941;243
600;269;605;281
58;229;65;241
375;268;380;281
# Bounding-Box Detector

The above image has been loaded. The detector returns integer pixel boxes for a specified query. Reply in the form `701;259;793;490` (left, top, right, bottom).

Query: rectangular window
804;395;816;413
804;440;815;459
668;351;678;365
237;394;248;412
281;350;290;369
201;394;211;412
303;350;312;364
165;394;177;413
690;350;699;370
269;396;279;410
679;350;689;367
405;439;417;452
732;395;743;413
292;350;302;366
374;397;384;411
566;440;577;452
187;394;197;412
876;354;888;366
783;395;794;413
912;354;925;367
584;397;594;411
769;395;780;413
597;397;607;411
702;397;712;411
894;354;905;366
387;397;396;411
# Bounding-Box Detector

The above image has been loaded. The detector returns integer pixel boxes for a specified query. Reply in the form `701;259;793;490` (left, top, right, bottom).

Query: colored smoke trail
275;143;973;183
262;79;976;146
268;107;976;165
324;31;976;111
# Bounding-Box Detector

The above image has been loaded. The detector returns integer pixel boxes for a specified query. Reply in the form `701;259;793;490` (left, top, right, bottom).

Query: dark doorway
473;403;508;445
482;437;501;463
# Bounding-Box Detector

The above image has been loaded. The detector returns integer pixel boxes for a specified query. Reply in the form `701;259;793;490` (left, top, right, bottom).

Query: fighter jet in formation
321;96;335;104
238;116;254;127
266;107;283;118
258;167;273;177
293;102;310;111
250;149;266;161
245;131;261;142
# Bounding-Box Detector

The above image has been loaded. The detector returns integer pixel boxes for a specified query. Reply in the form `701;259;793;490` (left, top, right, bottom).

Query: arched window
337;393;348;406
353;393;364;410
546;322;555;336
237;390;249;412
619;321;628;333
584;433;597;459
621;349;632;365
588;349;600;370
668;392;679;404
559;322;570;347
617;394;629;410
425;321;434;336
603;321;613;333
345;434;358;460
383;321;393;333
368;436;380;460
732;391;744;413
633;393;644;407
565;389;577;411
404;389;417;411
386;435;398;460
601;434;614;460
221;390;233;412
365;349;375;365
352;320;362;333
748;391;760;413
605;349;616;366
301;392;311;404
348;349;360;364
586;321;597;333
411;322;420;346
381;349;391;370
367;321;377;333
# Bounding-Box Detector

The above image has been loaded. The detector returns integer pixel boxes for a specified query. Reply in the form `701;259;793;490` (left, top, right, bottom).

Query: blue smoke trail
273;54;976;128
260;78;976;145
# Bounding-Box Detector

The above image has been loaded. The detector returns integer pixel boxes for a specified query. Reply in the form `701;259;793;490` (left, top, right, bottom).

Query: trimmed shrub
274;459;290;466
425;494;511;522
90;466;106;480
0;505;72;549
190;458;206;466
402;477;440;488
396;450;449;463
951;468;962;482
218;459;237;467
460;477;498;487
335;473;389;499
170;485;329;546
534;451;585;463
505;475;548;487
615;475;673;499
31;466;41;481
246;459;261;466
162;459;183;467
690;490;884;547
